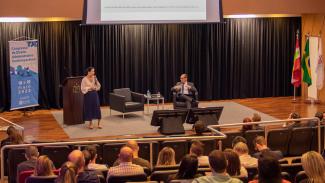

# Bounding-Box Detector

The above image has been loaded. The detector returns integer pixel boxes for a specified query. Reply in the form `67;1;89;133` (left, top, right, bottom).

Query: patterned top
107;162;144;178
81;76;101;94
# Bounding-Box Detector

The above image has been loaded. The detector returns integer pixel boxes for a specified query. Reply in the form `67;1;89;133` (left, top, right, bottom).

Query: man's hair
190;141;204;156
252;113;262;122
254;136;266;146
85;145;97;161
232;136;247;147
181;74;188;78
209;150;227;173
25;146;39;159
82;150;91;166
290;112;300;119
193;121;206;135
126;140;139;152
315;112;324;121
119;146;133;162
233;142;249;154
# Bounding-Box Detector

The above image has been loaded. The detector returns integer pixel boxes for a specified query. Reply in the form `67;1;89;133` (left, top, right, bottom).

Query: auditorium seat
150;170;178;182
267;128;291;157
288;127;313;156
18;170;34;183
41;145;72;168
244;130;264;154
25;175;58;183
107;174;147;183
8;148;28;183
138;142;159;166
102;143;124;167
310;126;324;152
280;163;303;181
246;166;258;181
295;171;308;183
160;140;189;163
220;131;243;150
153;165;180;172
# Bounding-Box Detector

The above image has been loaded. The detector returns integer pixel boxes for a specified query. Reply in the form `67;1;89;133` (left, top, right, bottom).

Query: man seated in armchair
171;73;198;109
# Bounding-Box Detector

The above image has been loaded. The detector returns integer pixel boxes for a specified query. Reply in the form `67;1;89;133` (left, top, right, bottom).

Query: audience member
55;161;78;183
33;155;55;176
251;113;264;130
232;136;247;148
233;142;258;167
82;150;104;178
17;146;39;180
108;146;144;178
283;112;301;128
189;141;209;166
1;126;24;147
301;151;325;183
113;140;151;169
223;149;248;177
307;112;325;127
156;147;176;166
169;154;201;182
84;145;108;171
68;150;99;183
242;117;253;132
249;154;290;183
253;136;283;160
193;121;207;135
193;150;242;183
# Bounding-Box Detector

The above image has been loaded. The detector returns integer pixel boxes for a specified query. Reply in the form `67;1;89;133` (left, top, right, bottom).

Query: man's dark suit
171;82;197;109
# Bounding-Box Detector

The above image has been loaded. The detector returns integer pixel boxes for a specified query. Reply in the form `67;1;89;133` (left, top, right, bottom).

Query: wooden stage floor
0;97;324;142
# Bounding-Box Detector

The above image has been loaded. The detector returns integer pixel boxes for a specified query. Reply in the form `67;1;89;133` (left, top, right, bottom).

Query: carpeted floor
51;101;277;139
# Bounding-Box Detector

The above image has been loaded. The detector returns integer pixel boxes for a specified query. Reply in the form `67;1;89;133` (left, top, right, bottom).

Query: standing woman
81;67;102;129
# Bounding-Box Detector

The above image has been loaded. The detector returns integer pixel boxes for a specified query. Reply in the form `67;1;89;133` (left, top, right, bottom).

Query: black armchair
109;88;145;118
172;91;199;109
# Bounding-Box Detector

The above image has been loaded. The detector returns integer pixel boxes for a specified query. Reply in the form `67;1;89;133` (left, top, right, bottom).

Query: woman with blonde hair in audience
33;155;55;176
156;147;176;166
55;161;78;183
301;151;325;183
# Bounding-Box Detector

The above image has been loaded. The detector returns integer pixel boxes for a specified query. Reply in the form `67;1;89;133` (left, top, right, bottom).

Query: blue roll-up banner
9;40;39;110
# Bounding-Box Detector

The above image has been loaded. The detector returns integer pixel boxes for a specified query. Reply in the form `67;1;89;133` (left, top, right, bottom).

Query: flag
301;37;312;86
316;37;324;89
291;34;301;87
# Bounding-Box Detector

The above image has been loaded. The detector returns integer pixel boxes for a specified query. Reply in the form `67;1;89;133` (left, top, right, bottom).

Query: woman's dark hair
258;155;282;183
242;117;253;132
176;154;199;179
82;150;92;167
7;126;23;144
223;149;241;176
85;67;94;75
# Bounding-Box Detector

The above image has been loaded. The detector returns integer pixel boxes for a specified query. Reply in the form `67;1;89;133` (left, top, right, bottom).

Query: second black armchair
109;88;145;118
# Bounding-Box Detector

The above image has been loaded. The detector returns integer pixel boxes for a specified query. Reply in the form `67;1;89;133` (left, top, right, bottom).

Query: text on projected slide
101;0;207;21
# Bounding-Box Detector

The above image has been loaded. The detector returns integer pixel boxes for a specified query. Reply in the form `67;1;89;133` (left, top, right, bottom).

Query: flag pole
292;30;299;103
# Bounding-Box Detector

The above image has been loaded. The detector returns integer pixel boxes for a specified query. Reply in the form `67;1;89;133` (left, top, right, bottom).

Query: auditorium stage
0;97;323;142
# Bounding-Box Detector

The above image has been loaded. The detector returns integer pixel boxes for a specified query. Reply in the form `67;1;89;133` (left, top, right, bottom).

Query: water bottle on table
147;90;151;98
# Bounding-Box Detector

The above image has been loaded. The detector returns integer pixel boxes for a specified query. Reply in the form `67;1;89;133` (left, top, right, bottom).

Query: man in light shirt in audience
233;142;258;167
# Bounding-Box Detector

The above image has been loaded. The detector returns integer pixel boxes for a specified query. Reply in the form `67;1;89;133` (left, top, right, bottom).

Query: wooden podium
62;76;84;125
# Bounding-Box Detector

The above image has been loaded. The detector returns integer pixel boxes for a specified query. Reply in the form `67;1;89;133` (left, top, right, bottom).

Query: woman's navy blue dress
83;90;101;121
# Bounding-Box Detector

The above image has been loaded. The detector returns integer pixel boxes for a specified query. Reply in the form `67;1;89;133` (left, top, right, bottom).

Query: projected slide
101;0;207;21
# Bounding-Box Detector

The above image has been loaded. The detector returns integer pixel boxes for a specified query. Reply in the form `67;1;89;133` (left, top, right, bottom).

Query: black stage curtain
0;17;301;110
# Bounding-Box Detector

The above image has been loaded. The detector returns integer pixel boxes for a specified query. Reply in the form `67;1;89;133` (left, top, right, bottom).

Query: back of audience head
315;112;323;121
242;117;253;131
119;146;133;163
257;154;282;183
253;136;267;151
209;150;227;174
156;147;176;166
232;136;247;148
176;154;198;179
193;121;206;135
7;126;24;144
25;145;39;160
34;155;54;176
56;161;78;183
223;149;241;176
190;140;204;157
302;151;325;183
252;113;262;122
82;150;91;167
233;142;249;155
68;150;85;172
126;140;139;154
85;145;98;163
289;112;301;124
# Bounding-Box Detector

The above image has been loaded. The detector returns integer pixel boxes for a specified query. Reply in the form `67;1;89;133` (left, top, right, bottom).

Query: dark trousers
177;94;193;109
